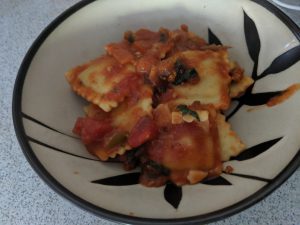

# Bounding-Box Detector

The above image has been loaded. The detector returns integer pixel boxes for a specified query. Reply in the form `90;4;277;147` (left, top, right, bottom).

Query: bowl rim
12;0;300;224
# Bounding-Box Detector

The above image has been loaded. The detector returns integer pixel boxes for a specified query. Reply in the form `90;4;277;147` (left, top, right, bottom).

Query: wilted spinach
177;104;200;121
173;60;198;85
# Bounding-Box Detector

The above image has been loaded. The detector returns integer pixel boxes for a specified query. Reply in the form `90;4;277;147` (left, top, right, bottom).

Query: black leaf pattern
202;176;232;185
258;45;300;80
208;28;222;45
227;10;263;120
22;112;79;139
91;172;140;186
226;84;254;120
244;10;261;79
242;91;282;106
164;183;182;209
225;172;271;183
230;137;283;161
27;136;99;161
228;13;300;120
226;101;244;121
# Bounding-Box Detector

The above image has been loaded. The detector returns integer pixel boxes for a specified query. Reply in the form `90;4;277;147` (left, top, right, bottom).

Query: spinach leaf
159;28;169;43
144;160;170;177
125;31;135;43
122;147;144;171
127;34;135;43
177;105;200;121
173;60;198;85
160;32;168;43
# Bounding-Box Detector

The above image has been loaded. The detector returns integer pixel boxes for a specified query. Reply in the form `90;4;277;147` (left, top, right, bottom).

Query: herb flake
144;160;170;177
173;60;198;85
124;31;135;43
177;105;200;121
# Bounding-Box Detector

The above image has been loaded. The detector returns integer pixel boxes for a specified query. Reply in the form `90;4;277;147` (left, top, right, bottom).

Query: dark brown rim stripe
12;0;300;224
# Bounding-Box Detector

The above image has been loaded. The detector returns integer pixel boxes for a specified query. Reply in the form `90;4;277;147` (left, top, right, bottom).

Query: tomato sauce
68;25;248;187
147;121;221;171
267;83;300;107
73;117;112;144
105;42;135;64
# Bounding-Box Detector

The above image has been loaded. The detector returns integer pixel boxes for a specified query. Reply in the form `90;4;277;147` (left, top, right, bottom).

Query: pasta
66;25;253;187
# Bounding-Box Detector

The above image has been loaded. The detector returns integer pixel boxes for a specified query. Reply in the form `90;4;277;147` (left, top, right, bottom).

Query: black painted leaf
244;10;261;78
231;137;283;161
225;172;271;183
91;172;140;186
22;112;79;139
259;45;300;79
164;183;182;209
244;10;261;63
208;28;222;45
226;101;243;121
202;176;232;185
226;89;282;120
242;91;282;106
27;136;99;161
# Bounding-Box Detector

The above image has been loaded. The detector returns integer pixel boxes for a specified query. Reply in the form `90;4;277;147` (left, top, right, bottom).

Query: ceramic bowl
13;0;300;224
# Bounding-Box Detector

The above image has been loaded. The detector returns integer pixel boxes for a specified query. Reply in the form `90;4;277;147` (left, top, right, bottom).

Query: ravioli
67;25;249;187
157;50;232;110
140;103;222;186
217;114;246;161
65;55;137;112
230;75;254;98
78;84;153;161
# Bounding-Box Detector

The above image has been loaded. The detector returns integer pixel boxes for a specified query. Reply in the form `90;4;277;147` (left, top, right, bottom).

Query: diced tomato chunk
73;117;112;144
128;116;158;148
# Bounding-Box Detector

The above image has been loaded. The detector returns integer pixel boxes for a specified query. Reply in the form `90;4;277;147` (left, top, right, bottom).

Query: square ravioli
74;84;153;161
140;103;223;186
66;25;251;187
65;55;138;112
157;50;232;110
230;75;254;98
217;114;246;161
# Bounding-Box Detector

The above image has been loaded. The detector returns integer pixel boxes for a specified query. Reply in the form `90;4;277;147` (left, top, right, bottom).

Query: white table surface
1;0;299;224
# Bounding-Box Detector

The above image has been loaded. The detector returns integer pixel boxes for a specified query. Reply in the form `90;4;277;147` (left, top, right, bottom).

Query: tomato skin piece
128;116;158;148
73;117;112;145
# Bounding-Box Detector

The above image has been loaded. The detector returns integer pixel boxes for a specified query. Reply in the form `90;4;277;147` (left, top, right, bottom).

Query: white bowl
13;0;300;224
